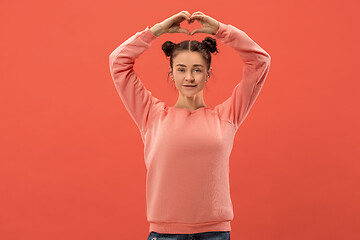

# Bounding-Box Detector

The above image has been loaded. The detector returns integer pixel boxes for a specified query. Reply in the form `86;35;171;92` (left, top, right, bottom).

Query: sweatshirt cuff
142;25;158;42
214;21;231;40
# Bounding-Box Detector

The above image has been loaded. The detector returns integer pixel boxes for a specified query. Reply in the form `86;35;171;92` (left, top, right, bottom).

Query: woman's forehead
173;51;205;65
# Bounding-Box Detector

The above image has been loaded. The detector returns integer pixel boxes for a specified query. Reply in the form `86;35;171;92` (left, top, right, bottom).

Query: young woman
109;10;271;240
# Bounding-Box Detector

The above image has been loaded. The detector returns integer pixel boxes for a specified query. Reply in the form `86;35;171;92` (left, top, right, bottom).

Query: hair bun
202;37;218;54
161;41;176;57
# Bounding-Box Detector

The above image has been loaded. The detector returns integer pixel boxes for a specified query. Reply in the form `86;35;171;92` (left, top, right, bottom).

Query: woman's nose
185;72;195;80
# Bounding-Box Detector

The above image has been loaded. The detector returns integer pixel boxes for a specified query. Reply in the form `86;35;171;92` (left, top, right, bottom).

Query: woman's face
170;51;212;97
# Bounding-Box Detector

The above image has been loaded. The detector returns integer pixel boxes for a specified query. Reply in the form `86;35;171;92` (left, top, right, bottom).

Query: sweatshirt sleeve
109;25;158;135
213;22;271;132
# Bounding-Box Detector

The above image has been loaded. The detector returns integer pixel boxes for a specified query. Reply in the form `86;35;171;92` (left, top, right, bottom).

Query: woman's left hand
189;11;220;36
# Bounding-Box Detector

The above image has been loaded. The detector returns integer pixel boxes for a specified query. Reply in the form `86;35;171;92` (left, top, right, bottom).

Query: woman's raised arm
109;25;158;137
109;11;195;136
213;21;271;132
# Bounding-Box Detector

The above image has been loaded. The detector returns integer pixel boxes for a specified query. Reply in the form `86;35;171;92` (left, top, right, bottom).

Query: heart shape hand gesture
152;10;220;36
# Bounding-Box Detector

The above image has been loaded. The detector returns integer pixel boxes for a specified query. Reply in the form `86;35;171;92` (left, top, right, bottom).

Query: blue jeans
147;231;230;240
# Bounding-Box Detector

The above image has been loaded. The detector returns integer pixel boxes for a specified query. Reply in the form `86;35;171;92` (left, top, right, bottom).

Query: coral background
1;0;359;239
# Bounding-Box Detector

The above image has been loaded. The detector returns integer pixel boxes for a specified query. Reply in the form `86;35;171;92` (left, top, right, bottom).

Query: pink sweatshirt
109;21;271;234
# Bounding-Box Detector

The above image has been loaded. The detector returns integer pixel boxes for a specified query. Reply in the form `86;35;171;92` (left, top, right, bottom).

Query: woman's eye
177;69;201;72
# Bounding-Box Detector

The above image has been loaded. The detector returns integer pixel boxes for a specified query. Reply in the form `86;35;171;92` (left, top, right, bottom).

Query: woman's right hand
150;11;192;37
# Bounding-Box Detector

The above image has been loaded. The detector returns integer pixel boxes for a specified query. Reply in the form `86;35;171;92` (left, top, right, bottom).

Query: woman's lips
183;85;197;88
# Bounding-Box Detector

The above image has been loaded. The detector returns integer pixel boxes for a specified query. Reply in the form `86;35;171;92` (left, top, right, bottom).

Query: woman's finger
183;10;191;18
192;11;204;15
184;12;192;23
191;12;204;18
190;14;205;21
180;11;191;20
186;11;192;23
177;27;191;35
191;27;207;35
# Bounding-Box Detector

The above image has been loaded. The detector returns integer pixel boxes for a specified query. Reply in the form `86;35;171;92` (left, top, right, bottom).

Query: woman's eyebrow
175;64;204;67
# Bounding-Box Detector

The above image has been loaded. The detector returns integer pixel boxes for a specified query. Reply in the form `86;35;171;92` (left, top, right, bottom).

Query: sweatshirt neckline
168;106;211;114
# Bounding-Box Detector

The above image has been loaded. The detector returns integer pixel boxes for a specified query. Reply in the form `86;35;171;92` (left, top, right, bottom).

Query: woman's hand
149;11;220;37
189;11;220;36
150;10;192;37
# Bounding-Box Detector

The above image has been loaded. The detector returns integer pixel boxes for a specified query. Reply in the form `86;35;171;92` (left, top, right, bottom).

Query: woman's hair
161;37;219;90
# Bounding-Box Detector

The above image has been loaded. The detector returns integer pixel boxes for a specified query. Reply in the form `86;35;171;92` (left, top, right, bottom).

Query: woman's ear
169;66;174;80
207;67;212;77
